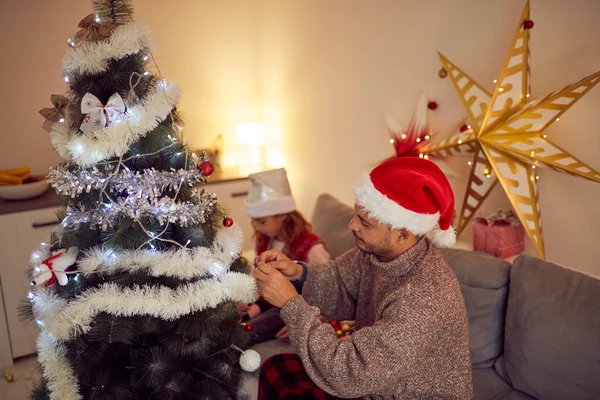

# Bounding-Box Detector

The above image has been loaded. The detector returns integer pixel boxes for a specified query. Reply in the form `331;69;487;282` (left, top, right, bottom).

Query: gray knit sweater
280;237;472;399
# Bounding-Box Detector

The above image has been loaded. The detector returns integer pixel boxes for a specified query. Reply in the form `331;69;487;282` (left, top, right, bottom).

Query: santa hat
354;157;456;247
245;168;296;218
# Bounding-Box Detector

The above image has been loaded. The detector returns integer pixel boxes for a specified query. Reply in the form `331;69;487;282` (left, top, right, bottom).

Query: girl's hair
255;210;312;249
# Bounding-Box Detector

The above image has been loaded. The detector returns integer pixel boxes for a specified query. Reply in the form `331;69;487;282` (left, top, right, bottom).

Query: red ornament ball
428;101;438;110
198;161;214;177
523;20;534;30
223;217;234;228
244;322;253;332
330;320;338;327
460;124;469;132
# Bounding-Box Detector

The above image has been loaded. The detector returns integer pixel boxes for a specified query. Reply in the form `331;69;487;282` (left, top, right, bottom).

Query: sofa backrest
311;194;356;259
502;255;600;400
440;248;511;368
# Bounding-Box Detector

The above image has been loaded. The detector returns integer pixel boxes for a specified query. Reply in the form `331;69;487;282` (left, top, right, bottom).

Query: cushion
504;255;600;399
311;194;356;259
473;368;513;400
441;249;511;368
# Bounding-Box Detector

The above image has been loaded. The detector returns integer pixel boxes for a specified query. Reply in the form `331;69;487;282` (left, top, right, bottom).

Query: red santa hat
354;157;456;247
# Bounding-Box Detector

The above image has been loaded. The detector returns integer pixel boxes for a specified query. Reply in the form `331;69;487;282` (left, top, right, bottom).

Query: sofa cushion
311;194;356;259
441;249;511;368
504;255;600;399
473;368;535;400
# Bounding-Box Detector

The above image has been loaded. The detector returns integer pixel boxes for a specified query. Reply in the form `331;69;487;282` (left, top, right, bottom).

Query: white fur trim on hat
354;173;440;235
429;226;457;248
245;196;296;218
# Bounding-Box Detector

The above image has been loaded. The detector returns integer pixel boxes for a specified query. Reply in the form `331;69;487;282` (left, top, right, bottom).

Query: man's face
348;203;397;259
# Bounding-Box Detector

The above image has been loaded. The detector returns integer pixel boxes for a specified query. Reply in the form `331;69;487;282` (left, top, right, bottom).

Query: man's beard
353;232;395;260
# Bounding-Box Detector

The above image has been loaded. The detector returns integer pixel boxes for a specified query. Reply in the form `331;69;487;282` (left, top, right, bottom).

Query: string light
498;88;504;92
95;15;101;22
416;138;421;143
530;151;535;157
423;154;429;159
389;139;394;144
543;134;547;138
457;139;463;144
483;168;490;175
143;71;149;76
425;135;430;140
555;118;560;121
143;56;149;61
59;118;65;123
532;165;536;169
493;79;498;83
535;175;540;180
526;94;531;97
64;76;69;82
401;134;407;140
419;154;424;158
468;161;472;166
467;125;472;129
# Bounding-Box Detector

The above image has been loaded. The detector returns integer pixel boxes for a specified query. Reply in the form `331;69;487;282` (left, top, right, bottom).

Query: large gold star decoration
422;0;600;259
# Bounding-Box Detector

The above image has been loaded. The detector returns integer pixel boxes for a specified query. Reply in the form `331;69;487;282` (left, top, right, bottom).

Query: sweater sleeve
302;248;361;321
280;294;441;398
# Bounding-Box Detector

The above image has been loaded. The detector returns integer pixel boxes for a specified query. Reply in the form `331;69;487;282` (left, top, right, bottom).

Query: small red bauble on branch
244;322;253;332
460;124;469;132
427;101;438;110
223;217;234;228
198;161;214;177
523;20;534;29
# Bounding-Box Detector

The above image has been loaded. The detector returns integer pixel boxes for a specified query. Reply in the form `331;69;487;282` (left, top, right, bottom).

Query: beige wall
1;0;599;275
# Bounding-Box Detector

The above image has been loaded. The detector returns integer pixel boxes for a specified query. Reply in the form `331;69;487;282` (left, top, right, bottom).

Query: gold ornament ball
336;329;343;336
340;323;351;333
4;372;14;382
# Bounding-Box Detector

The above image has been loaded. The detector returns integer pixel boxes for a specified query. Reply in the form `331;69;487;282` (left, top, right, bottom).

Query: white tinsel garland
50;79;181;166
32;272;258;340
48;164;207;199
37;332;82;400
63;22;154;76
78;224;244;279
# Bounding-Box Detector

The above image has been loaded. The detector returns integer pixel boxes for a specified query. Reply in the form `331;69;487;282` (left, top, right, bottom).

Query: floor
0;355;40;400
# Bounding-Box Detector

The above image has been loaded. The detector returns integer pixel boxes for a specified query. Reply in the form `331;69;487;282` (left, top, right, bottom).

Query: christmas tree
24;1;259;399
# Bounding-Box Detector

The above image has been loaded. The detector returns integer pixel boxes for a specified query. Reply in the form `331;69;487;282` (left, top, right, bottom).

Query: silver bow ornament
80;92;126;134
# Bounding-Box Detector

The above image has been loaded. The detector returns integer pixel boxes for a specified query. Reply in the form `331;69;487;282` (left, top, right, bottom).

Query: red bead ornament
223;217;234;227
427;101;438;110
198;161;214;177
460;124;469;132
329;320;338;327
244;322;253;332
523;20;534;30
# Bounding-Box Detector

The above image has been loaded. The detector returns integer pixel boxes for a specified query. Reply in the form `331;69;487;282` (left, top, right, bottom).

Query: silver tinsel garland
48;163;207;199
62;189;217;230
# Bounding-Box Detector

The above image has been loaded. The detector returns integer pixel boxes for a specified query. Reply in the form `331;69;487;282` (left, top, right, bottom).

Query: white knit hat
245;168;296;218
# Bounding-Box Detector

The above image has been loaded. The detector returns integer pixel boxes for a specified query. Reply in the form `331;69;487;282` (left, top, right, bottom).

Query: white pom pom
239;349;261;372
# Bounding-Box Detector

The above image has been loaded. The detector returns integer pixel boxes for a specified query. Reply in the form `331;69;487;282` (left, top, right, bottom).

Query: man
253;157;472;399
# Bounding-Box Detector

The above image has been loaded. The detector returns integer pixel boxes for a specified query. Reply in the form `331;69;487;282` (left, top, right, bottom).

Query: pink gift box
473;211;525;259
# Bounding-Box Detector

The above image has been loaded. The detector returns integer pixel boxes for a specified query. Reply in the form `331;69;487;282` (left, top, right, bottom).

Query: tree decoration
67;13;116;47
421;0;600;259
39;95;69;132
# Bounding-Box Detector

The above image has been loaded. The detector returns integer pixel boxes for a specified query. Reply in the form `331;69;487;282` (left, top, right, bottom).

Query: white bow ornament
80;92;126;134
31;247;79;286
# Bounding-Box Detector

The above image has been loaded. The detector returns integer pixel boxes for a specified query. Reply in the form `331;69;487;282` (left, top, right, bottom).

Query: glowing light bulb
530;151;535;157
143;56;148;61
423;154;429;159
457;139;463;144
401;134;407;140
526;93;531;98
493;79;498;83
483;168;490;175
64;76;69;82
535;176;540;180
419;154;424;158
468;161;472;166
498;88;504;93
416;138;421;143
425;135;430;140
59;118;65;123
389;139;394;144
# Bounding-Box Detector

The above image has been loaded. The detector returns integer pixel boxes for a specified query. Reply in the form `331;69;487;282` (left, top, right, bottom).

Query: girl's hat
245;168;296;218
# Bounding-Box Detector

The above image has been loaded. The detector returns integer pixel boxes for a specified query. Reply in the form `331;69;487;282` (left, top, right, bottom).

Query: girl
240;168;330;344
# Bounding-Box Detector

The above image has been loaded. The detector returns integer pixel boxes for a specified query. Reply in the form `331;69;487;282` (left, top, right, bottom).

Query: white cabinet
0;207;61;364
205;177;253;251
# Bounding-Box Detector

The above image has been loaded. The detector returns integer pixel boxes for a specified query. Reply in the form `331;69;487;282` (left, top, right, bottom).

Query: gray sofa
240;194;600;399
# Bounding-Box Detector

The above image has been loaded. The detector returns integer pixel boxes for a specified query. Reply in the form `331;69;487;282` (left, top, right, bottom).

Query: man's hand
253;262;299;308
255;250;303;281
275;326;289;340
